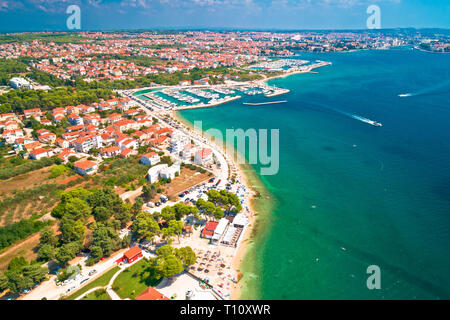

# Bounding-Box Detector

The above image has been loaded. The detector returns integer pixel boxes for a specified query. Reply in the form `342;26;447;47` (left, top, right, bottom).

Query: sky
0;0;449;32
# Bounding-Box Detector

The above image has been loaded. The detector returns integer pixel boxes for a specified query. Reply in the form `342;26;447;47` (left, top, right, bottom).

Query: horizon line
1;26;450;35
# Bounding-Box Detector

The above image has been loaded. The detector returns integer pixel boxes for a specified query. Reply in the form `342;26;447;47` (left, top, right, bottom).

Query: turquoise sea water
179;48;450;299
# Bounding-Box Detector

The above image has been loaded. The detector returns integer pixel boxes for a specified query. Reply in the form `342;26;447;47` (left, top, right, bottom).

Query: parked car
66;286;75;294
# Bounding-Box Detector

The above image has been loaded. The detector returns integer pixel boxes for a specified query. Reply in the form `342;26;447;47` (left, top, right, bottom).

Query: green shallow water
179;48;450;299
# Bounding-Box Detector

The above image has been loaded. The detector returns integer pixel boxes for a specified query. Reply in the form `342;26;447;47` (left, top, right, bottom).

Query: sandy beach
172;111;262;300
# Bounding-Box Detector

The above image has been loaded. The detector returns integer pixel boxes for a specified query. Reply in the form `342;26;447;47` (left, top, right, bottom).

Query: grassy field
81;289;111;300
112;259;162;300
65;266;120;300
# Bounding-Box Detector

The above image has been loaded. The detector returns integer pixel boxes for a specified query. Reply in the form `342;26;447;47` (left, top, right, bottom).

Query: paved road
22;250;126;300
75;250;155;300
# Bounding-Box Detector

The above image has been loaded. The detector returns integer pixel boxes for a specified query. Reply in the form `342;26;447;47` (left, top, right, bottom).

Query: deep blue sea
179;48;450;299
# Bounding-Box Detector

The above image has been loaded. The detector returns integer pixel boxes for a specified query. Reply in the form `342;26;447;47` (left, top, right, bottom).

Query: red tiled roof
198;148;212;158
73;159;97;170
143;152;158;158
123;246;142;261
202;221;218;237
100;146;120;153
120;148;133;157
30;147;50;155
136;287;170;301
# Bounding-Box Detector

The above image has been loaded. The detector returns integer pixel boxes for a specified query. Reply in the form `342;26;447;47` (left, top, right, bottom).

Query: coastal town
0;29;448;301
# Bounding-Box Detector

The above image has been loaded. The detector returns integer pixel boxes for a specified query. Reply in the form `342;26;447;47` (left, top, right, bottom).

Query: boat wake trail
399;79;450;98
308;102;382;127
349;114;383;127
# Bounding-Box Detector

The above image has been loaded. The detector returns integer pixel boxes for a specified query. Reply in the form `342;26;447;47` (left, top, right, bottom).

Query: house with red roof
36;128;50;136
40;119;52;126
201;221;219;239
23;108;42;120
78;104;95;114
62;131;81;141
72;135;99;153
38;132;57;144
182;144;195;160
24;141;41;153
136;119;152;128
113;119;134;132
155;127;173;137
120;148;137;158
29;147;54;160
194;148;213;166
73;159;98;176
107;113;122;124
68;113;84;126
2;128;24;144
0;113;15;122
0;120;19;131
52;113;65;123
149;135;169;148
140;152;160;166
56;148;78;162
100;132;115;145
115;137;137;150
12;137;35;152
83;114;101;126
55;137;70;149
66;124;84;132
117;246;143;264
99;145;121;158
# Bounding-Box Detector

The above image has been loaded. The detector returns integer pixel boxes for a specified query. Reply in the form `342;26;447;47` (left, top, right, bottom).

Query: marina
132;82;294;111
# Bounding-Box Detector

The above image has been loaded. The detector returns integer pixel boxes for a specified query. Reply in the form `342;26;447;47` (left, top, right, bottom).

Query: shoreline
255;60;332;85
168;61;331;299
129;59;331;299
